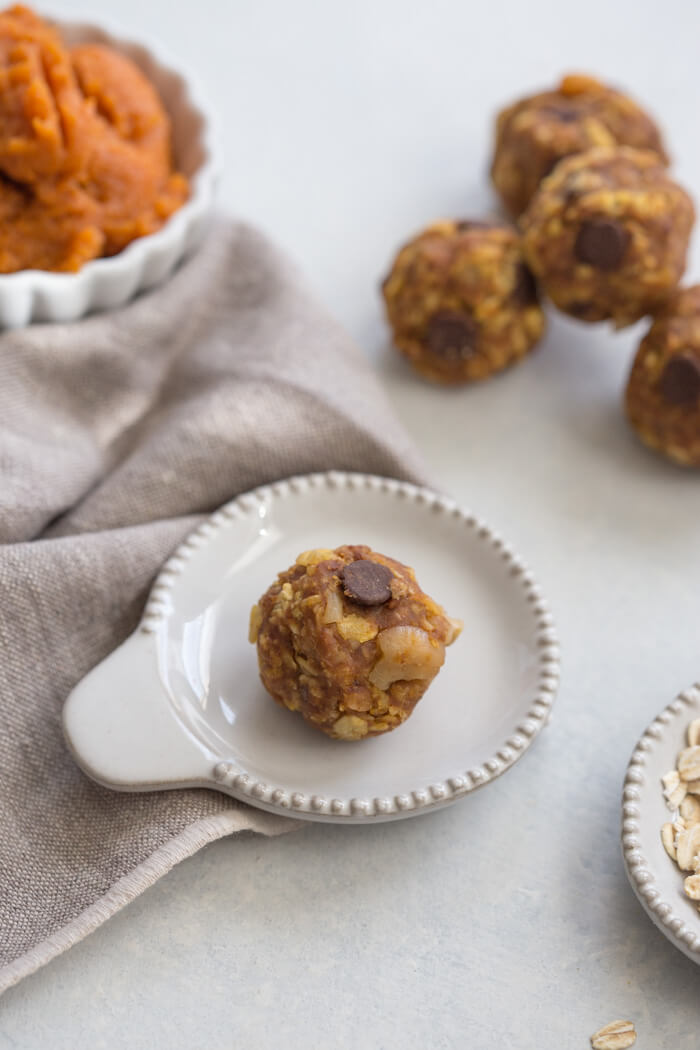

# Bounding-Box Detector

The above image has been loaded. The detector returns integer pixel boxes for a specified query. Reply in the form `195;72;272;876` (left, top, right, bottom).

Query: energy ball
491;74;668;217
249;545;462;741
520;147;695;328
625;285;700;466
381;219;545;385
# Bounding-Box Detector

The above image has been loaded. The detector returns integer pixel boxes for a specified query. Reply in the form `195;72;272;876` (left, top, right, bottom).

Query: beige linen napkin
0;219;425;994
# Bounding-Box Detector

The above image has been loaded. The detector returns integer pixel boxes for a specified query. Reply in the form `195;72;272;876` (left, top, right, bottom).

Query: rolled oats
678;745;700;782
661;822;677;861
661;720;700;911
687;718;700;747
680;795;700;826
676;824;700;872
590;1019;636;1049
684;874;700;900
662;769;687;810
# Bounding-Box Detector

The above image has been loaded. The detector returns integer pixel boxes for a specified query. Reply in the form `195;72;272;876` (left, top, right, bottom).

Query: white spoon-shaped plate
63;471;560;823
622;683;700;963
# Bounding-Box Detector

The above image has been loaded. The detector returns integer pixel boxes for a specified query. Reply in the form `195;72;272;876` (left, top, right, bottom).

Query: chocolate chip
425;311;477;361
563;185;582;207
657;352;700;406
541;155;565;179
456;219;497;232
341;560;393;606
513;262;538;305
567;300;595;318
574;219;630;270
541;104;579;123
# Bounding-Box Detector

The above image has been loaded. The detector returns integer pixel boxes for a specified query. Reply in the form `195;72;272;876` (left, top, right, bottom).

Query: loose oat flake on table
590;1019;637;1050
661;718;700;908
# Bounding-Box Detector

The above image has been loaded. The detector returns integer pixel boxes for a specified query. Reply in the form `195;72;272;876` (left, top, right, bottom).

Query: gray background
2;0;700;1046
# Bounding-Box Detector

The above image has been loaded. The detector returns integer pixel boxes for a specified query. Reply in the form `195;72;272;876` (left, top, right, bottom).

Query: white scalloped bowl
622;683;700;964
0;16;219;327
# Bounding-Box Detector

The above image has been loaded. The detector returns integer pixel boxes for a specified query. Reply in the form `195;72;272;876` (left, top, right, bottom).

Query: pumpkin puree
0;5;188;272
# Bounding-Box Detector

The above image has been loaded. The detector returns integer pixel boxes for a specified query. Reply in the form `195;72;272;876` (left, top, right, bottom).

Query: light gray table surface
2;1;700;1046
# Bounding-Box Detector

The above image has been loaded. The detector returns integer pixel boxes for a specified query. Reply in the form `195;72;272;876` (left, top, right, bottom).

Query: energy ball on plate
491;73;668;217
520;147;695;328
625;285;700;466
381;219;545;385
249;545;462;741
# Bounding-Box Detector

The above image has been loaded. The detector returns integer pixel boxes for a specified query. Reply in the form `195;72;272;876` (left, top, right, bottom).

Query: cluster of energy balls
382;74;700;467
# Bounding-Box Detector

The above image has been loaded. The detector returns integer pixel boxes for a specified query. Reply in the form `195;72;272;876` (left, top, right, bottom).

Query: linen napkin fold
0;219;426;994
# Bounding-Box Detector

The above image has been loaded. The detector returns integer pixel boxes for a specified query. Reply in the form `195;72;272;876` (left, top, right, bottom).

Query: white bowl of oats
622;683;700;965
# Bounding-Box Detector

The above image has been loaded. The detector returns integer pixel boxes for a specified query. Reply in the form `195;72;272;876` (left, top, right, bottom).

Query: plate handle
62;630;212;791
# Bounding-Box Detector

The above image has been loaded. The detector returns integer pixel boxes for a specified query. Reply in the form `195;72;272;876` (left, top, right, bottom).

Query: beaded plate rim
140;470;561;822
